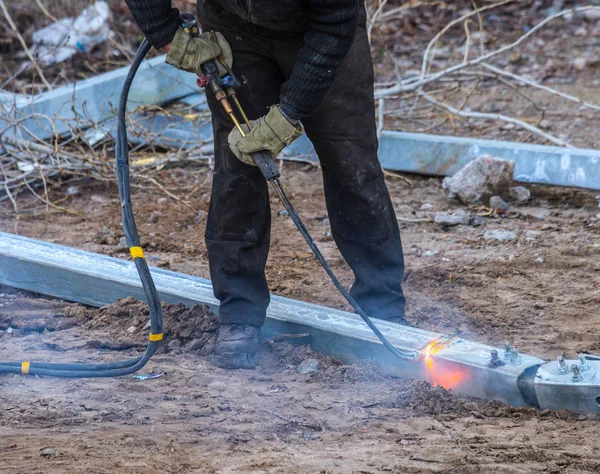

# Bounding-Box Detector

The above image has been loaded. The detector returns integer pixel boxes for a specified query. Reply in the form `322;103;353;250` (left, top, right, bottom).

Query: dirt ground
2;286;600;474
2;162;600;472
3;1;600;472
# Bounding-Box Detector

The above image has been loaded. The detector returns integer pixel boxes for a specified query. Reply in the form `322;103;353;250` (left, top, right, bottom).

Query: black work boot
211;324;260;369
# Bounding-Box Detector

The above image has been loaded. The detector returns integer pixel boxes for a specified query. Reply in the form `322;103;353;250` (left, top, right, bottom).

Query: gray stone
484;230;517;242
41;448;56;457
469;215;486;227
584;9;600;22
434;210;470;226
187;339;204;351
148;211;162;224
519;207;550;220
421;250;439;257
167;339;182;351
489;196;510;212
525;230;541;241
573;57;587;72
442;156;515;204
116;237;128;250
297;358;320;374
66;186;80;196
509;186;531;204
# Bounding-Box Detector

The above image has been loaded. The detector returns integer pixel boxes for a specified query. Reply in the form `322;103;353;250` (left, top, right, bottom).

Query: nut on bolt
557;355;570;375
578;354;591;372
509;347;522;365
571;364;583;382
488;349;505;368
504;342;512;359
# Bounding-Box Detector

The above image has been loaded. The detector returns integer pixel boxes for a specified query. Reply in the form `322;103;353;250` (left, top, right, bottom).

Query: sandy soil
2;288;600;474
2;162;600;472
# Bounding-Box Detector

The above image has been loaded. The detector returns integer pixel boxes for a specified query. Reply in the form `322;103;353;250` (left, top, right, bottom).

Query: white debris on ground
483;229;517;242
31;1;113;66
443;156;515;204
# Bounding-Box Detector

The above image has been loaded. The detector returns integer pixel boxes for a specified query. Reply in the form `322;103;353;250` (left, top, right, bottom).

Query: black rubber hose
0;38;163;377
270;177;418;361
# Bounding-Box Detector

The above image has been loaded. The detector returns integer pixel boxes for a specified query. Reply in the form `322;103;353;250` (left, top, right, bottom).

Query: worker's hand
165;28;232;77
228;106;304;166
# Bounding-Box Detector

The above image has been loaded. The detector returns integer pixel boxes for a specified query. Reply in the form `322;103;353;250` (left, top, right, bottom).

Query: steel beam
0;55;197;142
3;56;599;190
7;231;600;412
288;132;600;190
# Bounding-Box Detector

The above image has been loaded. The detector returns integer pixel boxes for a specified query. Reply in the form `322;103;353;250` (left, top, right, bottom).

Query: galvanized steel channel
1;55;599;190
1;232;599;412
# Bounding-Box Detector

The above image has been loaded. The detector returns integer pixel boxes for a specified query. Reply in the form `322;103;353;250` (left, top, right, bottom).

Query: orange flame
422;337;468;390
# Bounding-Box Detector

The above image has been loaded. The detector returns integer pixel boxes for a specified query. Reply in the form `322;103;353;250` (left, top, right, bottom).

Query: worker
125;0;406;370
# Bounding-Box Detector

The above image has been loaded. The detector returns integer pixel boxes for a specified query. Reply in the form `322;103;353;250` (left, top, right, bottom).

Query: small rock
573;57;587;71
126;325;137;334
90;194;106;203
525;230;541;241
434;210;470;226
469;215;486;227
420;203;434;210
5;327;15;334
278;210;289;217
297;358;320;374
41;448;56;457
421;250;439;257
194;210;207;222
442;156;515;204
116;237;128;250
536;257;544;264
208;381;227;391
187;339;205;351
489;196;510;212
584;9;600;22
167;340;182;351
157;197;168;205
66;186;80;196
147;211;162;224
519;207;550;220
509;186;531;203
483;230;516;242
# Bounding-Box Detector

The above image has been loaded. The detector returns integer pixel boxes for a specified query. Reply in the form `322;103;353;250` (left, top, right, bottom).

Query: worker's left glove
228;105;304;166
165;28;232;77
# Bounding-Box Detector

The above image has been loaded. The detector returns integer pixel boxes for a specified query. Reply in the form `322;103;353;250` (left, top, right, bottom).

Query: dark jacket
124;0;360;119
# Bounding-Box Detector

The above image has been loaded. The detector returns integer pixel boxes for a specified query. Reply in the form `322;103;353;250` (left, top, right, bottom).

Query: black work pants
198;1;406;328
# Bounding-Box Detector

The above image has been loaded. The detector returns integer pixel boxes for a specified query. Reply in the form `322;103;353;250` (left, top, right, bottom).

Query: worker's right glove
228;105;304;166
165;28;232;77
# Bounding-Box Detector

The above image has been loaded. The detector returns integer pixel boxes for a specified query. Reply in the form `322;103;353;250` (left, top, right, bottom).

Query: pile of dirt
73;297;218;354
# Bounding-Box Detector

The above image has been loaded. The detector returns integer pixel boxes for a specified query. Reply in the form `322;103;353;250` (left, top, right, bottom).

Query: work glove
228;105;304;166
165;28;232;77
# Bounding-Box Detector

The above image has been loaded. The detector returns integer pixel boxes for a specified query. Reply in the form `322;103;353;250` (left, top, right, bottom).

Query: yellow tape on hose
149;333;163;342
130;246;145;259
21;362;30;375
